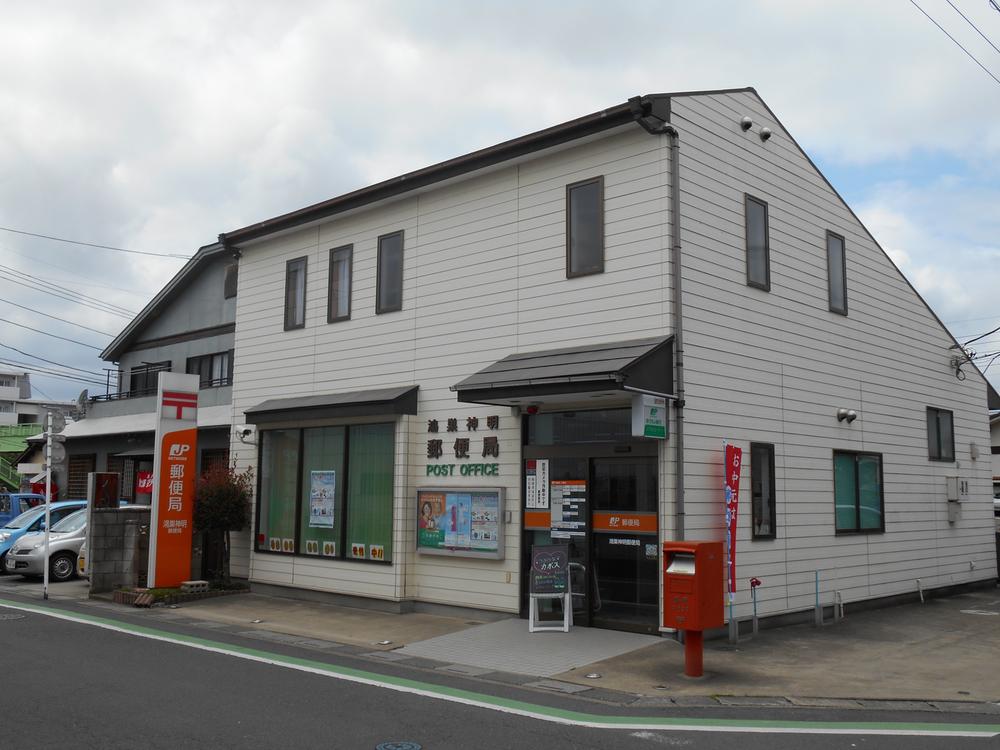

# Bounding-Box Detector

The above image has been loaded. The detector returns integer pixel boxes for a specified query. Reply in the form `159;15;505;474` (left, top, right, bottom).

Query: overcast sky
1;0;999;402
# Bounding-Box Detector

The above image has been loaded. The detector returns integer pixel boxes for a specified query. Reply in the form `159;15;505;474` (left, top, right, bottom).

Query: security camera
759;127;772;142
740;116;753;132
235;424;256;443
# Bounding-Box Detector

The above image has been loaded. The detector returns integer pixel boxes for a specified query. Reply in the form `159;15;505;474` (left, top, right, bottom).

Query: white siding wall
227;89;994;618
671;91;996;619
230;125;673;610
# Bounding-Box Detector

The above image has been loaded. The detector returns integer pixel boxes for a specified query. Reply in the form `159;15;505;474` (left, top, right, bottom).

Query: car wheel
0;552;7;575
49;552;76;582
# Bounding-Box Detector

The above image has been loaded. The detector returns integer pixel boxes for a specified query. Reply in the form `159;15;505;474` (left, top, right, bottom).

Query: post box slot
666;552;695;575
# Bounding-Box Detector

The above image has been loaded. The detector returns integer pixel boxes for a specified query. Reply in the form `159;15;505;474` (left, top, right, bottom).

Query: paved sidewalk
556;589;1000;703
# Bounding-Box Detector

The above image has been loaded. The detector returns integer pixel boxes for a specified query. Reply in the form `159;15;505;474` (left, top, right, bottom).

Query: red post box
663;541;724;677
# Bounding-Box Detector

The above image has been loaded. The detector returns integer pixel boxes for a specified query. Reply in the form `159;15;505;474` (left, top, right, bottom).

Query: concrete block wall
89;507;150;593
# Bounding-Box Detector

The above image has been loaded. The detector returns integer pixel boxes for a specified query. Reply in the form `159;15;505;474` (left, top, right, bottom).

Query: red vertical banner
724;442;743;598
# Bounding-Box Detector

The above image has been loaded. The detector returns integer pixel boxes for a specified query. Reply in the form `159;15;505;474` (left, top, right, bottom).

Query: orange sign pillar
147;373;199;588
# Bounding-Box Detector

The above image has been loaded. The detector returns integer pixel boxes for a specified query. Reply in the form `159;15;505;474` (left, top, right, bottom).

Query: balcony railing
90;377;232;402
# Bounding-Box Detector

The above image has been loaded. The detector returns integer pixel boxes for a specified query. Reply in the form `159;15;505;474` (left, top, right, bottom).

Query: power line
0;342;105;378
962;324;1000;347
0;263;137;316
0;317;102;350
0;358;107;387
0;271;135;319
1;244;151;297
0;225;191;259
945;0;1000;56
0;297;115;337
910;0;1000;86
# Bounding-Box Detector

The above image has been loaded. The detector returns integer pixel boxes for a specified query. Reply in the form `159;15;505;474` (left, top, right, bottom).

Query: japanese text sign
724;442;742;598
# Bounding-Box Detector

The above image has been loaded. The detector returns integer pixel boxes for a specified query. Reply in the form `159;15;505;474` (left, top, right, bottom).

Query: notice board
416;487;505;559
529;544;569;595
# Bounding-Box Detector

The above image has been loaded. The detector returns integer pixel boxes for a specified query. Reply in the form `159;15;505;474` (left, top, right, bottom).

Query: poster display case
416;486;505;560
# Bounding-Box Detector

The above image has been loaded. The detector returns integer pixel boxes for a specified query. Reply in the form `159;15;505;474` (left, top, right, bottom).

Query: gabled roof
101;242;228;362
218;89;751;247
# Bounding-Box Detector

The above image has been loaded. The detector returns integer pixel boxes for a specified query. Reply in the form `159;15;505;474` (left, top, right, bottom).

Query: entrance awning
452;337;673;406
245;385;419;425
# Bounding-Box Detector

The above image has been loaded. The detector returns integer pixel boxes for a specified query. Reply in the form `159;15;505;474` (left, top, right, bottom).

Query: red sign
724;442;743;596
153;427;197;587
136;472;153;494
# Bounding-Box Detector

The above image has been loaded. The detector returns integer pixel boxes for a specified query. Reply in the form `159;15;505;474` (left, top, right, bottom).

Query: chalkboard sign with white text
529;544;569;595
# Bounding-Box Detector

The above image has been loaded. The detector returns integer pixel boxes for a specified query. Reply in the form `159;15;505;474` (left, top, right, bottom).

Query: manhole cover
0;614;26;621
376;743;422;750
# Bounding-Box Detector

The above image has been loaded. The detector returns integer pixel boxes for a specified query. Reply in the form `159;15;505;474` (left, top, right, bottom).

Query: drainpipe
629;97;685;541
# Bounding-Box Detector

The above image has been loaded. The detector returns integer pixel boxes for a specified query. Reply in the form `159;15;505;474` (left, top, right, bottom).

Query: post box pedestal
683;630;704;677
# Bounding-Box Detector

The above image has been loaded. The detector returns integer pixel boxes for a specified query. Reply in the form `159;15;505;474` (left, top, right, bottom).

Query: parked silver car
4;508;87;581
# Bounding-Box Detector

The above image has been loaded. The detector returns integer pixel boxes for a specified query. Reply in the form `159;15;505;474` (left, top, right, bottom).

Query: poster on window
416;487;504;559
723;441;743;599
309;470;336;528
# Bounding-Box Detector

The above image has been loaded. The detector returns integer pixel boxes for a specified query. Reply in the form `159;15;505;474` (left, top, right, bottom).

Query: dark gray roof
245;385;418;425
453;337;673;405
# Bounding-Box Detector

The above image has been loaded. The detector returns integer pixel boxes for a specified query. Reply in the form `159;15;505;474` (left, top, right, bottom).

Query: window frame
284;256;308;331
750;442;776;540
833;450;886;535
376;231;404;314
826;230;848;315
565;175;605;279
926;406;955;462
185;350;234;388
128;361;171;396
744;193;771;291
253;422;395;565
327;244;353;323
223;263;238;300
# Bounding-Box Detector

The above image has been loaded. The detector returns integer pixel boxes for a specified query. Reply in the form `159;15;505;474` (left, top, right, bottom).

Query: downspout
629;96;685;541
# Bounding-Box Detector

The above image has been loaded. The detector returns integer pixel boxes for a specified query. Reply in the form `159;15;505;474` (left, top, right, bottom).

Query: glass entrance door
521;409;659;634
589;456;659;633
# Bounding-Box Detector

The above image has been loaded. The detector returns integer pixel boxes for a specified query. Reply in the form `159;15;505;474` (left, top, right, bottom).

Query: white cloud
2;0;1000;396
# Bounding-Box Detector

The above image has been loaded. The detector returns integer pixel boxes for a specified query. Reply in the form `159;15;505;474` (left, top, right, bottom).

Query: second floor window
129;362;170;396
827;231;847;314
745;194;770;290
377;231;403;314
927;407;954;461
328;245;353;322
566;176;604;277
187;351;233;388
284;257;307;330
0;376;15;388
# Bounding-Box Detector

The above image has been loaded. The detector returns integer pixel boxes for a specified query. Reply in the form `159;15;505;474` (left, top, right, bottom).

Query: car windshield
52;510;87;534
3;507;42;530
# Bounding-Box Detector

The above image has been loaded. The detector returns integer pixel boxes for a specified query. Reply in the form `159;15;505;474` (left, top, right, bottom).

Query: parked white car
4;509;87;581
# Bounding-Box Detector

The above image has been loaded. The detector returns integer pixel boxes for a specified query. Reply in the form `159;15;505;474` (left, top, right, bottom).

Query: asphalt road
0;597;997;749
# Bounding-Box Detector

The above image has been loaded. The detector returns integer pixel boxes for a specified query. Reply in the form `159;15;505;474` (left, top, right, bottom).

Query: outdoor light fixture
740;116;753;131
759;127;772;142
836;408;858;423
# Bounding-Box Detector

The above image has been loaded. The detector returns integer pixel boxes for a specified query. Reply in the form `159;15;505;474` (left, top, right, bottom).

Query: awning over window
245;385;419;425
452;337;673;406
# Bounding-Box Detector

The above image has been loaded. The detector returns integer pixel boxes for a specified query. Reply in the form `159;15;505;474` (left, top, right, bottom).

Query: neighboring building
54;243;237;501
0;370;75;426
201;87;999;633
991;412;1000;500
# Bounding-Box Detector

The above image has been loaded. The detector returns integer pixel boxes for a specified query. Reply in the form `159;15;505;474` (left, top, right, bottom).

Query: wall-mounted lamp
836;408;858;423
740;116;753;131
759;127;772;142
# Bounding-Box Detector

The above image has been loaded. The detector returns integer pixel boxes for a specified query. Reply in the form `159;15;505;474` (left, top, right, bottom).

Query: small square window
827;231;847;314
328;245;353;323
566;176;604;278
284;257;307;330
833;451;884;533
745;194;770;290
926;407;955;461
376;231;403;314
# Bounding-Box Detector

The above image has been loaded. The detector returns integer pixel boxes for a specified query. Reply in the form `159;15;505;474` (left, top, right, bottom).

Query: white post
43;411;52;601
